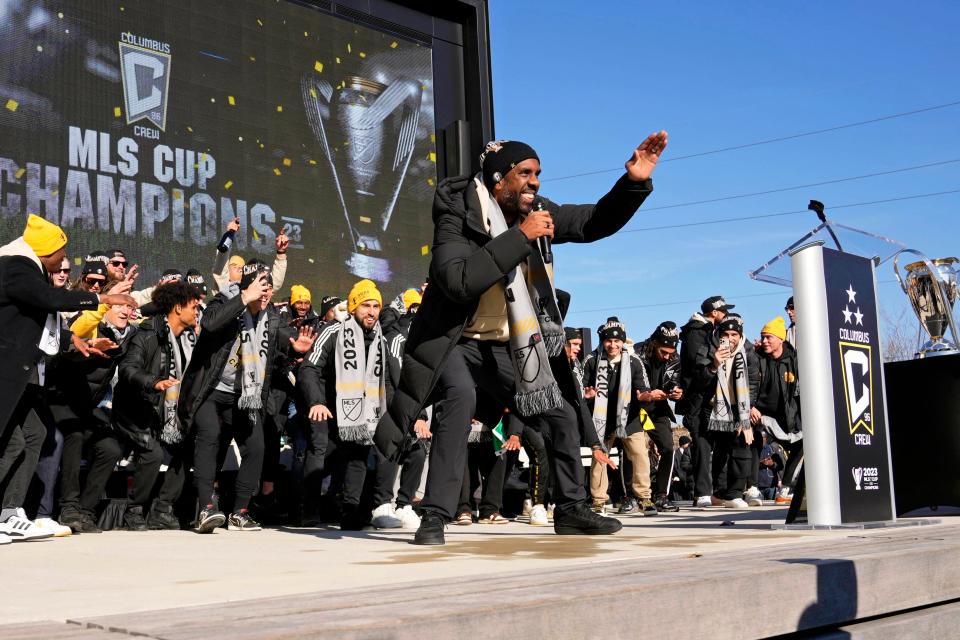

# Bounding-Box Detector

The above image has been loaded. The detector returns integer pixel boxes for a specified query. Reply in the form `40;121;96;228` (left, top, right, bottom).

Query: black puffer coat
373;172;653;460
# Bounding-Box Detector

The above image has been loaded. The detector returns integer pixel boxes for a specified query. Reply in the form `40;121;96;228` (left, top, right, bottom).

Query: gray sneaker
194;508;225;534
227;511;262;531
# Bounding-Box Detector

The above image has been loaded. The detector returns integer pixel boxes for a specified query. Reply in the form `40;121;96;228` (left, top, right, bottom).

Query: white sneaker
0;533;10;545
1;510;53;541
722;498;749;509
522;499;533;517
394;505;421;530
529;504;549;526
35;517;73;537
695;496;713;508
370;503;403;529
744;487;763;507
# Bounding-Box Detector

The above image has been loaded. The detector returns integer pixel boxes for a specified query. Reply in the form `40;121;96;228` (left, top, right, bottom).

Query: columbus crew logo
118;33;172;131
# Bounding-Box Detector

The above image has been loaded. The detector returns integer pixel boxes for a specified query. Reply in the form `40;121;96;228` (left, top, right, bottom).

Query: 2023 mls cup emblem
118;39;171;131
852;467;864;491
302;73;423;281
894;252;959;358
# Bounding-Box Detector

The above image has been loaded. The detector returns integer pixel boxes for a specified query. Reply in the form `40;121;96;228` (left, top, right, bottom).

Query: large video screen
0;0;437;298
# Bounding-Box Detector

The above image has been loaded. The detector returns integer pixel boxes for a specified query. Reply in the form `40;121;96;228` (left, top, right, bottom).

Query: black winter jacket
178;294;297;429
755;342;800;433
582;350;648;438
373;173;653;459
634;339;682;421
692;335;760;425
676;313;712;417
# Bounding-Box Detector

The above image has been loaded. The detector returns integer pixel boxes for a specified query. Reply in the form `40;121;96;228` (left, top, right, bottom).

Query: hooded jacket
692;333;761;424
755;341;800;433
373;172;653;460
676;313;713;417
0;237;99;430
634;338;682;421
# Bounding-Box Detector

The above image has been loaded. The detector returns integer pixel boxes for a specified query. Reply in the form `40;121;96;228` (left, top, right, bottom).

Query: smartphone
719;337;731;351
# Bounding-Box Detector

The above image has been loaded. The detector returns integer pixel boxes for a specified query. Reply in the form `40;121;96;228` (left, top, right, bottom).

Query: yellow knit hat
402;288;422;309
347;279;382;313
228;255;245;268
23;214;67;257
761;316;787;341
290;284;312;304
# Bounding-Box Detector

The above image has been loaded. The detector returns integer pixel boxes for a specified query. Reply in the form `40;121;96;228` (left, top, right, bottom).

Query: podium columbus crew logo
838;284;873;436
118;33;172;131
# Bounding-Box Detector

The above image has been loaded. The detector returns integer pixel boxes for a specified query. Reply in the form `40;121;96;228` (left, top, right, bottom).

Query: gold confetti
430;133;436;143
390;41;398;49
421;84;427;90
238;136;243;142
256;18;263;26
421;245;429;256
359;216;371;223
427;177;435;186
227;95;236;106
308;159;317;165
173;190;182;200
5;99;18;112
15;168;26;179
113;106;122;117
74;257;82;265
308;258;315;263
210;97;216;103
200;153;207;162
282;158;292;167
428;152;436;163
303;31;309;37
276;105;283;112
273;168;282;176
347;43;352;53
57;11;63;18
313;60;323;73
252;229;260;241
309;88;317;99
52;189;58;197
259;143;265;149
120;6;124;11
187;126;193;133
359;52;366;58
249;55;256;62
224;180;234;190
336;57;341;64
36;45;43;53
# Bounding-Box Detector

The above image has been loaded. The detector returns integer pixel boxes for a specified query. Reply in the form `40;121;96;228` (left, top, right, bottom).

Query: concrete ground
2;504;944;627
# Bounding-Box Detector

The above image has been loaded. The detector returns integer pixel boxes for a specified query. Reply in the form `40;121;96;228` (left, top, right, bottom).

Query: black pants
303;420;393;508
0;385;49;511
422;339;588;521
27;415;63;519
647;416;675;497
748;425;763;488
709;430;751;500
457;442;506;518
684;413;714;498
194;390;264;512
778;438;804;491
522;426;551;505
59;419;123;515
395;443;427;509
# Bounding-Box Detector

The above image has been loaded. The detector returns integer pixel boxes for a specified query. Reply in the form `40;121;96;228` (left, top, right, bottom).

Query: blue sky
488;1;959;348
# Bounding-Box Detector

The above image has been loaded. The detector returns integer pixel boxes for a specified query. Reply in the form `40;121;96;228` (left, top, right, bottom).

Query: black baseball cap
701;295;735;314
785;296;794;310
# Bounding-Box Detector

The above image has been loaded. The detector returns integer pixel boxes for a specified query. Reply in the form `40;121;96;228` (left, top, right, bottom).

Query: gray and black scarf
476;176;564;417
334;317;386;443
236;309;270;420
160;320;195;444
707;337;751;433
591;352;632;445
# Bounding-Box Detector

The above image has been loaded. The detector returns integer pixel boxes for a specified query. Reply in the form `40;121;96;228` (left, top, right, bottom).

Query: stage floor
3;504;958;639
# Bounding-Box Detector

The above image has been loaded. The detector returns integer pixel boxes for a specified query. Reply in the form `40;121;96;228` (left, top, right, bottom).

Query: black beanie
159;269;183;284
239;259;272;290
716;313;744;336
320;295;342;318
650;321;680;347
598;316;627;342
82;253;108;277
564;326;582;341
186;268;207;296
480;139;539;187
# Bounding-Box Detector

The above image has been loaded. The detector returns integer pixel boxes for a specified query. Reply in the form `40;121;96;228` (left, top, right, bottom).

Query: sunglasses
110;260;127;267
84;278;105;288
55;268;71;274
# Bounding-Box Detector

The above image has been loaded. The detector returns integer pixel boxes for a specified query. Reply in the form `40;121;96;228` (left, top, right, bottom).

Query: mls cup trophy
893;250;959;358
302;72;423;281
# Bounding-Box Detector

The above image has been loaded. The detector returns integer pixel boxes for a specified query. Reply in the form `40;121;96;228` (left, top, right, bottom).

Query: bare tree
881;307;919;362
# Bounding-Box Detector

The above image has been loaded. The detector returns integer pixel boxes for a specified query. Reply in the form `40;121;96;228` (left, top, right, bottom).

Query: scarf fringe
514;383;564;417
238;395;263;410
160;423;183;445
707;418;751;432
338;424;375;444
467;429;492;444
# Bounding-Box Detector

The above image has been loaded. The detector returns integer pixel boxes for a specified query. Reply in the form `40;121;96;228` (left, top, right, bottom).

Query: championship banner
822;248;894;522
791;243;896;525
0;0;437;294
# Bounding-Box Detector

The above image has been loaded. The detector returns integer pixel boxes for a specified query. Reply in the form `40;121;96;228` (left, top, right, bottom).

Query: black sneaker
59;509;84;534
227;511;262;531
413;510;446;545
146;503;181;530
655;495;680;513
618;496;639;515
339;503;366;531
554;503;623;535
124;505;148;531
640;498;659;516
194;507;226;534
79;512;102;534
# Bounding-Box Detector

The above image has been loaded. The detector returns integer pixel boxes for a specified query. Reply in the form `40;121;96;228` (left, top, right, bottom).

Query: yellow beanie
402;288;422;309
23;214;67;257
347;279;382;313
761;316;787;341
228;255;245;268
290;284;311;304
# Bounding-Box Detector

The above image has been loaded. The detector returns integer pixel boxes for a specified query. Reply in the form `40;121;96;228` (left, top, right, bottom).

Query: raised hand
275;229;289;254
87;337;119;357
227;216;241;234
625;130;668;181
240;273;270;305
124;264;140;284
111;278;133;295
100;293;138;308
290;325;317;353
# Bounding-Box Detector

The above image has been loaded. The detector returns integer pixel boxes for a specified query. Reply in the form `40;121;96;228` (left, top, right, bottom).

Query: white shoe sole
194;513;226;533
227;524;262;531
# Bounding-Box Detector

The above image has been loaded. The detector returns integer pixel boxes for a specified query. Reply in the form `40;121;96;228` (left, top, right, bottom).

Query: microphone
534;198;552;264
